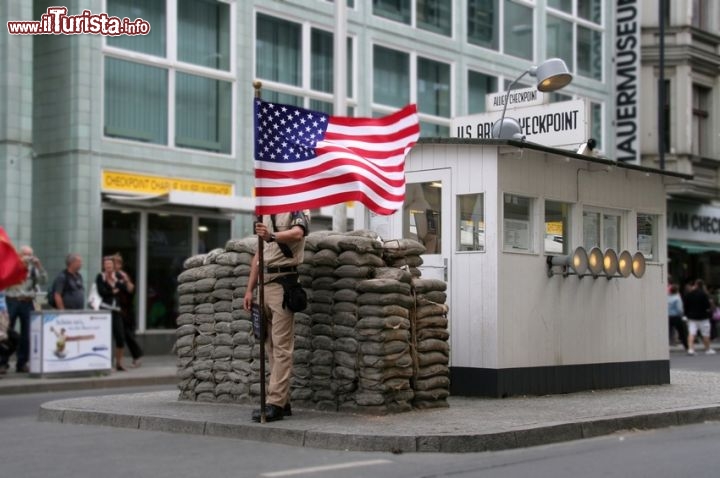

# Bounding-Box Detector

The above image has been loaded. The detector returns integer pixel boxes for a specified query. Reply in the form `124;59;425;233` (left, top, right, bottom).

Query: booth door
401;169;452;281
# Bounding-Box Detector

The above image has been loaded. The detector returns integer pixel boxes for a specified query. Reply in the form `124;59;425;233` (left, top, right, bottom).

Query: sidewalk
28;352;720;454
0;355;177;395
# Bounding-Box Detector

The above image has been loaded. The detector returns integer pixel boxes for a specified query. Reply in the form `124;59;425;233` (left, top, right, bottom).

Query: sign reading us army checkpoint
451;99;587;148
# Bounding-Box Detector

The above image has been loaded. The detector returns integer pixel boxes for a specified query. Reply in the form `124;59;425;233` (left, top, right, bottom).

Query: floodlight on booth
584;247;604;277
603;249;619;278
617;250;633;278
632;252;646;278
546;246;588;277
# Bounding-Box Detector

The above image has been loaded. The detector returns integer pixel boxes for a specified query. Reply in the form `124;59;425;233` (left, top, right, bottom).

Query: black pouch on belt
276;274;307;312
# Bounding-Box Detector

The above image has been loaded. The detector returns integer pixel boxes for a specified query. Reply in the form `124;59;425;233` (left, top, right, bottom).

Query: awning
103;191;254;214
668;239;720;254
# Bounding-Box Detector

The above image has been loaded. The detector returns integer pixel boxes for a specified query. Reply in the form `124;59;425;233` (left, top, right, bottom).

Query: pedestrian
52;253;85;310
667;284;687;350
684;279;716;355
113;253;143;367
1;246;46;373
95;256;127;371
244;211;309;422
0;291;19;376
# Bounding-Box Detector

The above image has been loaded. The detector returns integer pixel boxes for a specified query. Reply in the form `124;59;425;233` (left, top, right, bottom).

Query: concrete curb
38;400;720;453
0;375;177;395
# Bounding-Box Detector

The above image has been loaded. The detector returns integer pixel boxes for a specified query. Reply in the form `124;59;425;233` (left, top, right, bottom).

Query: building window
255;13;355;112
468;0;498;50
590;101;603;151
468;70;498;114
373;45;451;136
417;0;452;36
692;85;710;157
105;58;168;145
583;209;622;251
374;0;452;36
504;0;534;60
504;193;534;252
404;182;442;254
545;200;571;255
547;0;603;81
637;213;658;262
458;194;485;252
104;0;234;154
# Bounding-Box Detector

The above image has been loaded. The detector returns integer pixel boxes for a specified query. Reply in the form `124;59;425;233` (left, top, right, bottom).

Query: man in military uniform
244;211;308;422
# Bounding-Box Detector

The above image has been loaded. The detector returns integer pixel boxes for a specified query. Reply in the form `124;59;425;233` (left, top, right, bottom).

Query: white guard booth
384;138;688;397
30;310;113;377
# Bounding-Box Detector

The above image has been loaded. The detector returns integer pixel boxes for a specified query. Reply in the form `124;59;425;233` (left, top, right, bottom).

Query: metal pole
332;0;348;232
658;0;666;170
253;80;267;424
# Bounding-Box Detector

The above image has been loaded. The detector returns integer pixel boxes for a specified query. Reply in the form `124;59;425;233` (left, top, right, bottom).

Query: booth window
404;182;442;254
637;213;658;262
583;209;622;251
457;193;485;252
503;194;534;252
545;200;571;255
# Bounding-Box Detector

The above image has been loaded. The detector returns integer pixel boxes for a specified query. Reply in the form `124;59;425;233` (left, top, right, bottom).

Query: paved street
0;352;716;477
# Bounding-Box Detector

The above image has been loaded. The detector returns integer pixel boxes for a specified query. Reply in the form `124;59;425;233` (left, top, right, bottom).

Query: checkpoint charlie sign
451;99;587;148
485;86;546;112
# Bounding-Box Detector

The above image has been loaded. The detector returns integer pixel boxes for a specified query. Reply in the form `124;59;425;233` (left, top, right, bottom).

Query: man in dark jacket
683;279;716;355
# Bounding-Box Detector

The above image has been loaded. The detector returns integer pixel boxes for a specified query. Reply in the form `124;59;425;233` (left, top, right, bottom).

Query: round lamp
632;252;646;278
603;249;619;277
587;247;604;277
534;58;573;92
617;250;633;278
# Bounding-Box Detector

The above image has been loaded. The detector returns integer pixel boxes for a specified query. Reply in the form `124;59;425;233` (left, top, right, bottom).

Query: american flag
253;98;420;215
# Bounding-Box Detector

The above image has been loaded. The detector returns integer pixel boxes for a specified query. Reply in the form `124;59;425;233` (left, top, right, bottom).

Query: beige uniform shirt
261;212;309;268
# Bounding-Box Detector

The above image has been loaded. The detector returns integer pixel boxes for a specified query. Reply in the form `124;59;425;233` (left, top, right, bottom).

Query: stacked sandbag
355;271;415;414
411;278;451;409
306;232;342;411
224;237;260;402
327;231;384;412
176;254;204;400
382;239;426;278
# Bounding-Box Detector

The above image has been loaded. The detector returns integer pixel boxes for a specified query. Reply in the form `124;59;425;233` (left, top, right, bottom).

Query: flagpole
332;0;348;232
253;80;267;424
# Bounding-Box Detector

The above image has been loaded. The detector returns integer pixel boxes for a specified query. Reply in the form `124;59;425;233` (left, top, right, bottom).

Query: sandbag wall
176;231;450;413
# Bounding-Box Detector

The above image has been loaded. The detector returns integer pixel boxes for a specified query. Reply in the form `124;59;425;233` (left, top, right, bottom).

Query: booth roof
417;138;692;181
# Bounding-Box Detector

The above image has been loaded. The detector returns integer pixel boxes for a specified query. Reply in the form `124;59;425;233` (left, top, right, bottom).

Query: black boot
251;404;284;422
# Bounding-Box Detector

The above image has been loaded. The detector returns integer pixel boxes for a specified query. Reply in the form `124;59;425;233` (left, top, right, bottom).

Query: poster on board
30;311;112;374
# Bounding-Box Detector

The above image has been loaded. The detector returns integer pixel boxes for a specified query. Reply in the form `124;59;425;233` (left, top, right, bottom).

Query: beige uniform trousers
262;281;294;407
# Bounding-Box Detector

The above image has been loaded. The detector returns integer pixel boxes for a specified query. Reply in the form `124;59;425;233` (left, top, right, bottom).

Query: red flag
0;227;27;290
253;99;420;216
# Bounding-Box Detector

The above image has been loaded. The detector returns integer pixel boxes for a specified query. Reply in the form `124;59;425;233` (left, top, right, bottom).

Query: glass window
503;194;533;252
545;201;571;255
547;0;571;13
420;122;449;137
458;193;485;252
102;210;140;328
468;0;498;49
175;73;232;153
583;209;622;251
578;0;602;24
373;45;410;107
417;57;451;118
417;0;452;36
504;0;533;60
311;28;333;94
177;0;230;70
404;182;442;254
637;214;658;262
107;0;166;56
198;217;231;254
692;85;710;157
256;14;301;87
147;213;192;330
591;101;603;150
373;0;411;24
582;211;600;250
578;26;602;80
468;70;498;114
547;16;573;72
104;58;168;145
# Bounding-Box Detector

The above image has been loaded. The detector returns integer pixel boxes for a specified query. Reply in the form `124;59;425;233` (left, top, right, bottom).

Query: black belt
265;266;297;274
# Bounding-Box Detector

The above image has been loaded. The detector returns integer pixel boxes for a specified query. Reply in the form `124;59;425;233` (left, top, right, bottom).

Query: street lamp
492;58;573;140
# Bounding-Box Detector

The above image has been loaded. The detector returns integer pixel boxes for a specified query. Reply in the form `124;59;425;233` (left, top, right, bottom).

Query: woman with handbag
95;256;127;371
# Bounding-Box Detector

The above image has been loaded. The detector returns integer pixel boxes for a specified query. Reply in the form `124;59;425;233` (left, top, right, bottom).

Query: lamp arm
498;68;531;135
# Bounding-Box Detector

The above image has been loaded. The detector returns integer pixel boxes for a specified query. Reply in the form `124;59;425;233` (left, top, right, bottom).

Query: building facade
0;0;715;351
638;0;720;291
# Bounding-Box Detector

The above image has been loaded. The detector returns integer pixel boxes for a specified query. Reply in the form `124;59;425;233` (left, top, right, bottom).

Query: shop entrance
102;208;232;334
